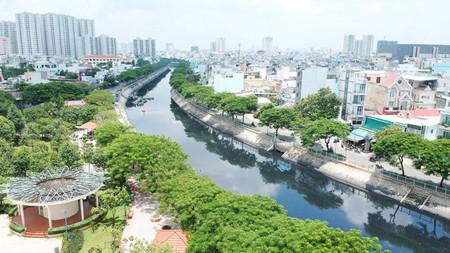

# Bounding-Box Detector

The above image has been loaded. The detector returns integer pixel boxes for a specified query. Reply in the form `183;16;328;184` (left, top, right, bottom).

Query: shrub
62;229;84;253
9;222;25;234
48;209;106;235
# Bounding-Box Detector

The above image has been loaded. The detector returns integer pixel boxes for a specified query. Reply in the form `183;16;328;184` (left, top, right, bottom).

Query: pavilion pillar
47;206;52;228
17;205;21;216
80;199;85;221
20;205;25;227
38;206;41;215
95;195;99;208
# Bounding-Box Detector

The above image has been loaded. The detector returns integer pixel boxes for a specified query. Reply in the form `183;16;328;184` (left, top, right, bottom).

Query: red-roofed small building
80;55;121;66
153;230;188;253
64;100;86;107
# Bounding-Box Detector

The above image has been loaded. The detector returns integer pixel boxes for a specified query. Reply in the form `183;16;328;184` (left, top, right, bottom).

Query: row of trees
21;82;93;105
93;120;386;252
0;65;35;79
373;127;450;186
169;64;351;150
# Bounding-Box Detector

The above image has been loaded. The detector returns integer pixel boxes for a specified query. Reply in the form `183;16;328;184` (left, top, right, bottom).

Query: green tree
296;87;342;121
95;122;131;147
0;91;15;104
82;143;96;172
65;72;78;79
89;67;101;77
259;108;299;138
6;104;25;133
0;139;13;176
104;133;189;190
29;141;52;173
55;142;83;169
94;110;118;124
415;139;450;187
11;146;31;176
300;119;350;152
13;82;31;91
99;188;127;227
374;126;402;142
0;116;16;142
23;106;49;123
373;132;424;176
84;90;115;108
254;103;274;119
124;237;174;253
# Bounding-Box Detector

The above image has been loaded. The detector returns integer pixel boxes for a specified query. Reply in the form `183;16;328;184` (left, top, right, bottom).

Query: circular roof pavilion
6;166;105;206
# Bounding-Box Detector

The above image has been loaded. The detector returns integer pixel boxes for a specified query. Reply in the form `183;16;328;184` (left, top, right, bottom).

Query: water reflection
126;72;450;253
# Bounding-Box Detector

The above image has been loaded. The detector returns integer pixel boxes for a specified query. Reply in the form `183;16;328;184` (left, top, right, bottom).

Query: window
376;77;381;83
390;90;395;97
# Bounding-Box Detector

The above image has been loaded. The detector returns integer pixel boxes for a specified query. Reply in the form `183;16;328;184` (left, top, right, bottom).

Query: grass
79;205;129;253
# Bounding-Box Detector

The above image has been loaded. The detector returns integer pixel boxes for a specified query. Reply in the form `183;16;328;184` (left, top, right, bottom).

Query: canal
125;71;450;253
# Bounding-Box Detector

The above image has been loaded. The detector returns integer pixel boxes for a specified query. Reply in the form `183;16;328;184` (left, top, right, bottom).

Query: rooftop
5;167;105;206
153;230;188;253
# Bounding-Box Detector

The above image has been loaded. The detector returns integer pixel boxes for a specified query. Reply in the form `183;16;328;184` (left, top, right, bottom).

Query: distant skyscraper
343;34;374;57
262;37;273;53
210;41;216;52
363;34;374;57
0;21;17;54
15;12;45;55
41;13;78;57
0;36;11;55
191;46;199;52
134;37;155;57
120;42;128;53
343;34;355;55
216;37;225;53
95;34;116;55
166;43;174;52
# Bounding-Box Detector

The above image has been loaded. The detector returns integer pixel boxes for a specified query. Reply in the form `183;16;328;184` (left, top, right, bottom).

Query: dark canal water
125;72;450;253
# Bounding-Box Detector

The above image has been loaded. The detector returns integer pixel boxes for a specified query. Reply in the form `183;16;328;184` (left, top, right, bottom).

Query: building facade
342;34;373;57
216;37;225;53
0;21;17;54
338;68;368;125
262;37;273;53
295;66;328;103
377;43;450;61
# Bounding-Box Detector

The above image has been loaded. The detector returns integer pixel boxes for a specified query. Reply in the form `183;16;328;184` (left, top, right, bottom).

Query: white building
133;37;155;57
95;35;117;55
338;68;368;125
16;12;45;55
342;34;374;57
295;66;329;103
216;37;225;53
262;37;273;53
0;36;10;55
0;21;18;54
213;71;244;93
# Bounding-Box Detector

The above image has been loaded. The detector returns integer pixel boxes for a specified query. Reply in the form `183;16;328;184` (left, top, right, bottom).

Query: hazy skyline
1;0;449;51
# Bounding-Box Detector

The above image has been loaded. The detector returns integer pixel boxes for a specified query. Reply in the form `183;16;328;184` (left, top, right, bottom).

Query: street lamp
62;209;68;240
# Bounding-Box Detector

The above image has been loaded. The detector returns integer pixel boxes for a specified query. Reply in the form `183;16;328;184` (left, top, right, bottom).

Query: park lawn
80;205;128;253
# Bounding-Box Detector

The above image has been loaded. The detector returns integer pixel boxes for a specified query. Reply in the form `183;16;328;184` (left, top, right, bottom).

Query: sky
1;0;450;51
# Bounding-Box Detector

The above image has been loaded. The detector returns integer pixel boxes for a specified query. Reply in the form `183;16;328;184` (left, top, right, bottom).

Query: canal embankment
170;88;450;221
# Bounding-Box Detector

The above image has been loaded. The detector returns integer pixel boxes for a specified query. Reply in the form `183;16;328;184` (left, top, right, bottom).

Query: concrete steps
22;231;48;238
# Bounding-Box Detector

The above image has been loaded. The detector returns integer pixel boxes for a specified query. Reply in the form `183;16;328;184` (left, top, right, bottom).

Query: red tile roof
410;109;440;117
379;74;400;87
80;55;120;59
153;230;188;253
64;100;86;106
77;121;98;130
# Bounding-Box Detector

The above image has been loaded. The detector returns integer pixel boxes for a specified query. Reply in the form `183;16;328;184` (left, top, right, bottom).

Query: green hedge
62;229;84;253
48;209;107;235
9;222;25;234
7;206;17;216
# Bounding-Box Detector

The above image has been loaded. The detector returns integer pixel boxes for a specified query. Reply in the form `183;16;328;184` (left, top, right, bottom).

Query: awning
347;128;373;142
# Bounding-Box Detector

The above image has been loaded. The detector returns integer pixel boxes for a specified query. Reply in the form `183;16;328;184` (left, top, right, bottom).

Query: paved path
0;215;61;253
120;189;171;251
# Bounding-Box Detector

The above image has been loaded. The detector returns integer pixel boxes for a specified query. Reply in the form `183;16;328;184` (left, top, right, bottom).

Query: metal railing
381;170;450;197
308;148;346;161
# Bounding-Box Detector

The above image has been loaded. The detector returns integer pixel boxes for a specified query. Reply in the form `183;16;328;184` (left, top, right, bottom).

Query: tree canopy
95;121;131;147
84;90;115;108
415;138;450;187
373;132;424;176
300;119;350;152
296;87;342;121
259;108;299;137
21;82;93;105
